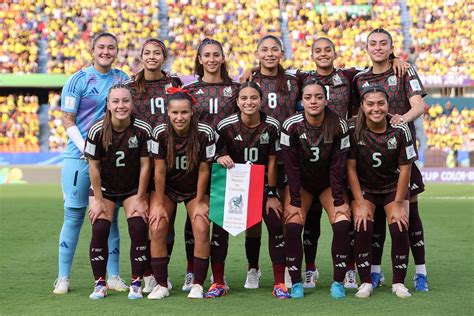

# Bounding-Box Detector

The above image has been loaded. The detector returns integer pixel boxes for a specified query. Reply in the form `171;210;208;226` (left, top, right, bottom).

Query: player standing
84;84;152;300
54;33;129;294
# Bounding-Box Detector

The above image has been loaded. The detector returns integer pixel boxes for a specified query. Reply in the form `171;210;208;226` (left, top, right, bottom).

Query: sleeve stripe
152;124;167;139
198;122;215;139
217;114;239;130
339;118;348;133
134;119;153;136
393;123;412;142
182;80;199;88
87;120;104;140
265;117;280;130
283;113;303;130
68;71;86;93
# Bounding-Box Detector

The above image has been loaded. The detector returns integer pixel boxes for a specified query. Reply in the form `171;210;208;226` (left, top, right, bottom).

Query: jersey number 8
268;93;277;109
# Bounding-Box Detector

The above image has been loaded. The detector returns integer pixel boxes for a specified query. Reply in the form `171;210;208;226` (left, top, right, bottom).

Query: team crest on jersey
260;132;270;144
333;74;343;86
128;136;138;148
362;81;370;88
223;86;233;97
388;75;397;86
387;137;398;150
164;83;172;93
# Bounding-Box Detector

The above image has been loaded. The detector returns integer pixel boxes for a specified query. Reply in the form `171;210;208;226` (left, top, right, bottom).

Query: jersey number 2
116;151;125;167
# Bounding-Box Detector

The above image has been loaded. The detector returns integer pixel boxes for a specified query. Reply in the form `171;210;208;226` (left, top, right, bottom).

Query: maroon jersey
84;116;152;196
348;121;417;194
280;110;350;207
251;70;300;125
126;73;182;128
353;66;427;140
151;122;215;202
183;79;240;129
216;112;280;170
297;68;359;119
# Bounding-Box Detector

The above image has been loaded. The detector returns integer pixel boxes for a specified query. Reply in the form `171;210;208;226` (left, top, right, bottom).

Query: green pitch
1;184;473;315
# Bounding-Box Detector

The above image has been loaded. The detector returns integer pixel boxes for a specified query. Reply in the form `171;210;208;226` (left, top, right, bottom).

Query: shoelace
248;271;258;283
304;271;313;283
347;271;355;283
185;274;193;284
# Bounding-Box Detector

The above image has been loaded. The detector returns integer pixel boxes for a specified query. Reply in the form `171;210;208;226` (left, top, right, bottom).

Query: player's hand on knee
333;202;351;223
284;204;303;224
352;200;370;232
88;198;107;224
192;202;210;226
266;197;283;219
149;206;169;231
131;197;149;223
390;201;409;232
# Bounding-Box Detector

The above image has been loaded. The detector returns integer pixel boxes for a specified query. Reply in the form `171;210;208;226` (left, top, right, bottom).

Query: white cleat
187;284;204;299
284;267;292;288
53;277;70;295
128;285;143;299
147;285;170;300
182;273;194;292
392;283;412;298
244;268;261;289
89;282;107;300
344;270;358;289
355;282;373;298
143;275;157;294
107;275;128;292
303;269;319;288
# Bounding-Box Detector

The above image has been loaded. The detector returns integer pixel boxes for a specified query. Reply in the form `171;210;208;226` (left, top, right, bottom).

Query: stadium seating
0;94;40;152
47;91;67;152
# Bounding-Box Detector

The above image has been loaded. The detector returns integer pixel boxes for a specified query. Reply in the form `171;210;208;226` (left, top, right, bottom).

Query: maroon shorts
362;190;410;207
410;162;425;196
89;188;136;204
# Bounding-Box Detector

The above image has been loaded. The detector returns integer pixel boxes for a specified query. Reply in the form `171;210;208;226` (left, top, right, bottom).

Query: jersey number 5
372;152;382;168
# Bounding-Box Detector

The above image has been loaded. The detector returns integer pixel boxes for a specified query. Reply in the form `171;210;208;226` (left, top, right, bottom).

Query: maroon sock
285;223;303;284
166;239;174;264
303;202;322;269
347;224;355;270
184;214;195;264
151;257;168;287
263;207;285;265
90;219;111;280
273;263;286;285
186;260;194;274
143;240;152;277
211;262;225;285
372;206;386;265
331;221;351;283
245;237;261;270
389;223;410;284
354;221;373;284
193;257;209;285
409;201;425;265
127;217;148;279
210;224;229;264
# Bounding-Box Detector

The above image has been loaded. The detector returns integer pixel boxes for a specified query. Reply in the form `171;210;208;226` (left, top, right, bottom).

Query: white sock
371;265;381;273
415;264;427;275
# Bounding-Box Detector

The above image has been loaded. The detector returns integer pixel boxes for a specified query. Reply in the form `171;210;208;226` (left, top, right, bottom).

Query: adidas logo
185;240;195;245
362;81;370;88
357;261;370;268
195;89;204;95
59;241;69;248
91;255;105;262
88;87;99;95
303;239;312;246
134;255;148;262
299;133;307;139
411;183;419;190
372;242;381;248
275;242;285;248
413;241;424;247
335;263;347;268
211;241;220;247
109;248;120;255
288;266;298;272
234;135;243;141
395;264;407;269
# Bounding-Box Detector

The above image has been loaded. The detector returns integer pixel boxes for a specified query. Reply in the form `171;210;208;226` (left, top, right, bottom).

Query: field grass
0;183;473;315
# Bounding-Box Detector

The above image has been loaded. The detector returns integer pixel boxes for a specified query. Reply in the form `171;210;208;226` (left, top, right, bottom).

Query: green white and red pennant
209;163;265;236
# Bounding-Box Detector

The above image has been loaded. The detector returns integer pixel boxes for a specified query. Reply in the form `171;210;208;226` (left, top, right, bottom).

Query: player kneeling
148;88;215;299
85;84;152;299
347;87;415;299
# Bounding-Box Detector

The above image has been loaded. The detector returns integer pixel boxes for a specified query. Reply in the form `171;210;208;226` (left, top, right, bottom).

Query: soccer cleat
107;275;128;292
273;283;291;299
330;281;346;299
371;272;385;289
210;274;230;291
414;274;429;292
344;269;358;289
53;277;70;295
204;283;227;298
284;267;292;288
89;279;107;300
291;282;304;299
143;275;157;294
187;284;204;299
303;269;319;289
182;273;194;292
147;285;169;300
128;285;143;299
244;268;261;289
355;282;373;298
392;283;412;298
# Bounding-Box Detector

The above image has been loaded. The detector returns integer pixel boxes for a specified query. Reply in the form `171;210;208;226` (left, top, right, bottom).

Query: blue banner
0;153;63;165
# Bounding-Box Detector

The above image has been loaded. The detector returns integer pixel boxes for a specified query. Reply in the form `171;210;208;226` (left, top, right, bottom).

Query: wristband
66;125;85;154
265;186;279;198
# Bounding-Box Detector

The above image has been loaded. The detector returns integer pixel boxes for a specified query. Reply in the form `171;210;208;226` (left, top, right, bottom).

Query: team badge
410;79;422;91
333;74;342;86
128;136;138;148
362;81;370;88
387;137;398;150
388;75;397;86
260;132;270;144
223;86;232;97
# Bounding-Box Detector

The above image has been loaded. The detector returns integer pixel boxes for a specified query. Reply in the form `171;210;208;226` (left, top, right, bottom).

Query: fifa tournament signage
209;163;265;236
421;168;474;183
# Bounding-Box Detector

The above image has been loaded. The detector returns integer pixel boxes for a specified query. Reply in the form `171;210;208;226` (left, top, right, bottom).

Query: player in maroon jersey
348;87;416;298
147;88;215;300
126;39;183;293
180;38;240;291
353;29;429;292
281;80;351;299
84;84;152;300
205;82;289;299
